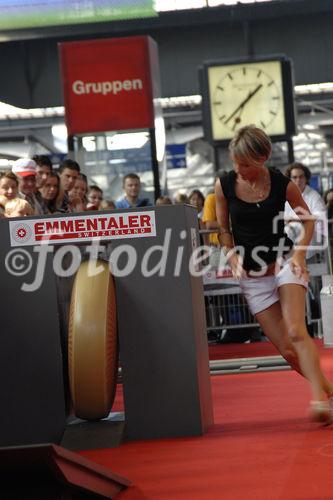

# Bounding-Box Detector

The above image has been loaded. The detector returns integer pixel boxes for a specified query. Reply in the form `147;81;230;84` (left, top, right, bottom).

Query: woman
0;170;19;202
215;125;333;423
39;172;64;214
189;189;205;218
4;198;33;217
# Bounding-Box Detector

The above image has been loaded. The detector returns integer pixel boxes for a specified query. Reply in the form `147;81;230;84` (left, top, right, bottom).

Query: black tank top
220;168;293;271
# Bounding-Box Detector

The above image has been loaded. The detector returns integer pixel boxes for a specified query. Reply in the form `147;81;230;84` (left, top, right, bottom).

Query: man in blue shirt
115;173;152;209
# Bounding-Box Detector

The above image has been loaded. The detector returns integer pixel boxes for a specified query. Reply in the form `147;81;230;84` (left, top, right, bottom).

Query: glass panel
74;131;155;206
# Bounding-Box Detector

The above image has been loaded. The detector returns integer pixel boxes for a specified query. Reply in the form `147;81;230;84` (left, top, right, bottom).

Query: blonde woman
215;124;333;423
4;198;33;217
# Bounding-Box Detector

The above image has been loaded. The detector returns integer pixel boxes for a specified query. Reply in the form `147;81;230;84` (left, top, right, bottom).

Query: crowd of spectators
0;155;210;220
0;157;149;218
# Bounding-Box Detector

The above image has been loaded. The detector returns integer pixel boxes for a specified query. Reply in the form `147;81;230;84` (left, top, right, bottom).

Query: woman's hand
290;252;309;281
228;252;247;279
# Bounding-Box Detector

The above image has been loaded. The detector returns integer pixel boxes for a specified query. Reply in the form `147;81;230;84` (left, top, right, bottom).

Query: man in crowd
12;158;44;215
58;159;80;211
115;173;152;209
284;162;326;259
33;154;53;190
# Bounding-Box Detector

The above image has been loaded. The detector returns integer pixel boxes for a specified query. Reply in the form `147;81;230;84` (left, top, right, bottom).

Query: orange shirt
202;193;219;246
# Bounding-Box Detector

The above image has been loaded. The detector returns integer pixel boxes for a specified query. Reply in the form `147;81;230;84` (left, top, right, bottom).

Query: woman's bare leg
255;301;303;375
278;283;333;401
256;297;333;398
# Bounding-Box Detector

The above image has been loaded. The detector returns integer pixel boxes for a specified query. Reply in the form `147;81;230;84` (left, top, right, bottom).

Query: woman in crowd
189;189;205;218
39;172;65;214
0;170;19;202
0;171;33;216
215;124;333;423
4;198;33;217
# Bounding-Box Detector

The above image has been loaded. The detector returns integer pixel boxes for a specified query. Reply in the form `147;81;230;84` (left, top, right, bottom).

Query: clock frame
200;55;297;146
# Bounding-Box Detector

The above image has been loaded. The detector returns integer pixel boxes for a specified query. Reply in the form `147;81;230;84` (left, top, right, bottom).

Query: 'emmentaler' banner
9;211;156;247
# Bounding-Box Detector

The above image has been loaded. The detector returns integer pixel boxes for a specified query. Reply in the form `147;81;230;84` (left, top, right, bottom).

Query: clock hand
224;84;263;125
231;102;246;131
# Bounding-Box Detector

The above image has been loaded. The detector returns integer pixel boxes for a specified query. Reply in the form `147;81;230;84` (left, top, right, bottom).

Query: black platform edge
0;443;130;499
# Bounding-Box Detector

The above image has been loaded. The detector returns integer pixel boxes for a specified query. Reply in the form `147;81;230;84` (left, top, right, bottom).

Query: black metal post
149;128;161;201
66;134;76;162
214;146;220;173
287;139;295;164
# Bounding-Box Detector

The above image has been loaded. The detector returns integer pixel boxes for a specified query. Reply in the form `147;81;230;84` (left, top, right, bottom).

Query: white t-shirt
284;185;327;258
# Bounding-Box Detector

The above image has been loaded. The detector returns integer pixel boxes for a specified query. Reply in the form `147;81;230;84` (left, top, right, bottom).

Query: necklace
238;170;270;208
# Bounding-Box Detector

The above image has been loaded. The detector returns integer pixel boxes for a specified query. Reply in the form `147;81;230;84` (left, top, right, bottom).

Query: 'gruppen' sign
72;78;143;96
59;36;160;135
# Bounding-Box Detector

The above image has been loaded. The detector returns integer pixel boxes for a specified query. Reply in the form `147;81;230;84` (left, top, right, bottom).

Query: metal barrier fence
204;287;259;343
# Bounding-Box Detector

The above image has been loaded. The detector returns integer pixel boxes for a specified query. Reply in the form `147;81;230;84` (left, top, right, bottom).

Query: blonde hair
174;192;189;204
0;194;8;206
0;195;6;217
100;199;116;210
156;196;172;206
229;125;272;166
5;198;33;217
0;170;19;185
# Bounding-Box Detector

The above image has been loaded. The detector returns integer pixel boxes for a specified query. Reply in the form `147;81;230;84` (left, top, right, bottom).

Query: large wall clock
200;56;296;145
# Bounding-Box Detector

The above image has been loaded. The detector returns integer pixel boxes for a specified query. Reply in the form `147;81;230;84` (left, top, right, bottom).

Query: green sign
0;0;157;30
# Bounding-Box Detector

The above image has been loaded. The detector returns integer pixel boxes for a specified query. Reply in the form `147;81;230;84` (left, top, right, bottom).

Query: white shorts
239;260;308;316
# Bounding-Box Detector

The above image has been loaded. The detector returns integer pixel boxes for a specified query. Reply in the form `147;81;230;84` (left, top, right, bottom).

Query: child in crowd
174;192;190;204
156;196;173;206
68;173;88;212
87;185;103;210
100;199;116;210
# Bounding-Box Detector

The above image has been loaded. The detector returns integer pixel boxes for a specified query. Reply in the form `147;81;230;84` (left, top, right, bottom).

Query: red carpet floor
80;344;333;500
208;340;280;360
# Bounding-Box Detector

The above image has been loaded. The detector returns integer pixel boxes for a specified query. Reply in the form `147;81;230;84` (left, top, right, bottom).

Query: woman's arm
215;178;233;252
286;181;315;278
215;178;246;278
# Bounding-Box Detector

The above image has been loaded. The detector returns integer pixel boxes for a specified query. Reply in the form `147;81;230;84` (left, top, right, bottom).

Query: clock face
207;60;287;142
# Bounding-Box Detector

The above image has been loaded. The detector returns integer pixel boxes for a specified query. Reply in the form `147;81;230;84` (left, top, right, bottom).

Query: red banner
59;36;160;135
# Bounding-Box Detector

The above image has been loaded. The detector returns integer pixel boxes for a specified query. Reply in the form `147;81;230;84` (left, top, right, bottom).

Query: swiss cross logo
12;223;32;243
